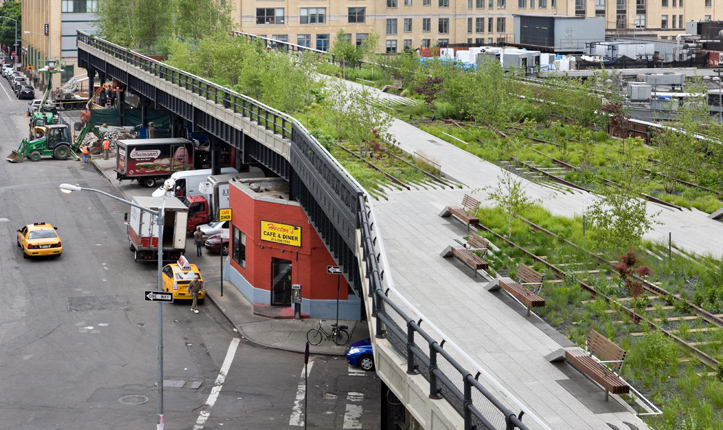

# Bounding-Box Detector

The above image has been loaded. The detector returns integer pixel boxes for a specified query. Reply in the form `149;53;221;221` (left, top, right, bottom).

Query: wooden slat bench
487;263;545;315
441;231;489;277
566;329;629;401
382;79;403;93
440;194;480;231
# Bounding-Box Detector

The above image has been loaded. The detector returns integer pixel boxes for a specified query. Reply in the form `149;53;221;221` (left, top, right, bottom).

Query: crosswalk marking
348;364;366;377
289;360;314;426
343;392;364;429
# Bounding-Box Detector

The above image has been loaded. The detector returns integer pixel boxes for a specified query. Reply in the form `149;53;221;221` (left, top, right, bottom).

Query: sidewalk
87;154;367;357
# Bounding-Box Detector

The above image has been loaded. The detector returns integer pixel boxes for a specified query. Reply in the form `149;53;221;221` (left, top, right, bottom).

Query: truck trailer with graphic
115;138;195;188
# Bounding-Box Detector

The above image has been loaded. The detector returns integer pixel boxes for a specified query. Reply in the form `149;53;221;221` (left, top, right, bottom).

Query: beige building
231;0;723;51
21;0;97;87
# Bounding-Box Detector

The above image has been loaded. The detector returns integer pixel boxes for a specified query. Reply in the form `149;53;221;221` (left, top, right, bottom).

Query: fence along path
76;31;540;430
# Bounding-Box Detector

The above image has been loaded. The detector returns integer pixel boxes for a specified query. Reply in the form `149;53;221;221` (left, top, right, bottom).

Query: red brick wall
228;184;349;301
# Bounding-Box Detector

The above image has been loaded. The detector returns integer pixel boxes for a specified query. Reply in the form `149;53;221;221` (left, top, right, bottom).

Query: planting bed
471;204;723;429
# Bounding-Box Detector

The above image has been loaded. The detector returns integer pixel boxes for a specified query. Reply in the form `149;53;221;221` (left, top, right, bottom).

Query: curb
205;291;348;357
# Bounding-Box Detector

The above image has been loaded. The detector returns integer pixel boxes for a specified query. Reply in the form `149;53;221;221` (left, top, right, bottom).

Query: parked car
345;338;374;371
11;76;27;93
17;85;34;100
204;233;229;255
197;221;229;241
161;256;206;303
6;69;20;80
27;99;52;115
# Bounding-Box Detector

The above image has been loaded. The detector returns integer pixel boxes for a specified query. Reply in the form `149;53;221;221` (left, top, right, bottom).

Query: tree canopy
95;0;234;50
0;1;20;49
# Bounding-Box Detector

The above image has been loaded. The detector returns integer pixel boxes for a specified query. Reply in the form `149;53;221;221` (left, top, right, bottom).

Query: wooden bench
441;231;489;277
487;263;545;315
381;79;403;93
466;231;489;251
441;194;480;231
566;330;629;401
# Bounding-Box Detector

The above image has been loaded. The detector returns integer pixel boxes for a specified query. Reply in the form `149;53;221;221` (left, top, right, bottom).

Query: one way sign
327;265;342;275
145;291;174;303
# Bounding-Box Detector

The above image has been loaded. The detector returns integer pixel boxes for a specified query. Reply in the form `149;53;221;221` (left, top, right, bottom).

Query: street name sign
145;291;174;302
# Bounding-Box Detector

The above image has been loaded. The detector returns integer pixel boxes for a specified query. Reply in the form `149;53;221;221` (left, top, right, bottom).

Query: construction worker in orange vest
103;139;110;160
81;144;90;163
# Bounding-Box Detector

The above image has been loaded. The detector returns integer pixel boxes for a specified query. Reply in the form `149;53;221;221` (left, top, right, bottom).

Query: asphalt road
0;75;380;429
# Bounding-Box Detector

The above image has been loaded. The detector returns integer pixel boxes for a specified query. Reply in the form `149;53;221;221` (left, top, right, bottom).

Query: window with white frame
386;40;398;53
257;8;284;24
300;8;325;24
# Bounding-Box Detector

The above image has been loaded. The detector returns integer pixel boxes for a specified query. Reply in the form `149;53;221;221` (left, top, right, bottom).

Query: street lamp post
59;183;168;429
0;17;18;66
24;30;51;90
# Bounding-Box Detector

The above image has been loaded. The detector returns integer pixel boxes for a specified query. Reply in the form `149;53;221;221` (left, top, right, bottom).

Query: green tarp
89;108;170;128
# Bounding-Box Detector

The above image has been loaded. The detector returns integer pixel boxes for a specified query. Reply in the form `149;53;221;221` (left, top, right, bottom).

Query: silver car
197;221;229;241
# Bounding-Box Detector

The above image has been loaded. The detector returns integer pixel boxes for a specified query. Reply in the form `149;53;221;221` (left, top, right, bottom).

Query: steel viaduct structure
76;31;542;430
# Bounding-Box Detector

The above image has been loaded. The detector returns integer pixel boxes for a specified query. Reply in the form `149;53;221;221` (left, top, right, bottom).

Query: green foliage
331;29;363;79
481;171;542;238
0;2;20;49
97;0;234;49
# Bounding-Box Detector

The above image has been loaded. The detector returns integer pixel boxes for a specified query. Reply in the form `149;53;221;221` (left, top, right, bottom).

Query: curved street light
59;183;169;428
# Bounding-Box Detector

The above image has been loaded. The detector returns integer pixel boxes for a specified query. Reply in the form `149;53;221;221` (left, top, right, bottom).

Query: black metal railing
77;31;293;140
358;195;533;430
76;31;538;430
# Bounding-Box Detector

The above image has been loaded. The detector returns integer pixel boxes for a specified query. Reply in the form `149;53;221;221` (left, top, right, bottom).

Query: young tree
330;29;361;80
413;77;444;107
482;171;541;238
586;143;659;253
174;0;235;39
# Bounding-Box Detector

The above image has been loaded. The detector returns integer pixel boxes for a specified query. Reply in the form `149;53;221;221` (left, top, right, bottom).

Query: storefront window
233;227;246;269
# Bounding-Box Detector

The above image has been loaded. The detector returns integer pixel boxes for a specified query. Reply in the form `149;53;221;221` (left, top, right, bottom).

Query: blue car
346;338;375;371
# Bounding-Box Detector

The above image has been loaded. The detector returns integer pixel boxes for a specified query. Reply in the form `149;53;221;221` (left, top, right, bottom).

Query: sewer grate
119;395;149;405
68;295;133;312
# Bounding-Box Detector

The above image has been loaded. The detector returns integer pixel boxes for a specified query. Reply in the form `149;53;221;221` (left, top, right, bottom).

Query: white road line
192;337;241;430
343;392;364;429
289;360;315;426
0;80;12;101
347;365;365;377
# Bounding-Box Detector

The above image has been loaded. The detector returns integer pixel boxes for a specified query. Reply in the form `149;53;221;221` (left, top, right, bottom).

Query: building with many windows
21;0;97;86
232;0;723;52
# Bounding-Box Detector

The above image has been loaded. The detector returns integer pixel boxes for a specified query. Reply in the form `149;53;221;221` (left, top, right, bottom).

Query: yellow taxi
162;256;206;302
17;222;63;258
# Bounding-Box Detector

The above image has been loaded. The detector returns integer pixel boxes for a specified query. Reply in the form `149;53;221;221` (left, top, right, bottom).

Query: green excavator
6;122;102;163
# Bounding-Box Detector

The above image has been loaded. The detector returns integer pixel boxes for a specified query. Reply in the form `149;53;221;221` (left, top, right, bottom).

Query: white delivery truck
127;196;189;263
151;167;239;198
198;169;265;218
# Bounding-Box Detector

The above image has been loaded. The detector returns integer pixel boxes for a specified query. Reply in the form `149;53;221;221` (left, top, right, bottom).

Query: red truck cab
184;195;210;232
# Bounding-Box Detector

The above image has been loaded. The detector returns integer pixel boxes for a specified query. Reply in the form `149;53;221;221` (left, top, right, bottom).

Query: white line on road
192;337;241;430
347;365;365;377
343;392;364;429
289;360;315;426
0;79;12;101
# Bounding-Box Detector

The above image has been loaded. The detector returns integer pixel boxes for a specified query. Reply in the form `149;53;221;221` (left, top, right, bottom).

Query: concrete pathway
373;188;648;430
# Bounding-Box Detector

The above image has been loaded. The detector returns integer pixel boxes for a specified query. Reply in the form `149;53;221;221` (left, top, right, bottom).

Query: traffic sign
327;265;342;275
219;208;232;221
145;291;174;302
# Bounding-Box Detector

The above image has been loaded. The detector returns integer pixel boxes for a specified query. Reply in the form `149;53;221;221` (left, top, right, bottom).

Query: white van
151;167;239;198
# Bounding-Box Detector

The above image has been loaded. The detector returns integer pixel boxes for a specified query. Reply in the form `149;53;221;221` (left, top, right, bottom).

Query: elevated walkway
77;32;537;430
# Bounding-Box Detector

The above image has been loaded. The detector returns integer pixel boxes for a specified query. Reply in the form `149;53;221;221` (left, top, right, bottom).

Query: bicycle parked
306;320;349;346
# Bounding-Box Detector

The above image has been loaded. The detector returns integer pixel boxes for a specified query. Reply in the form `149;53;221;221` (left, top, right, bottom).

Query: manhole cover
119;395;149;405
